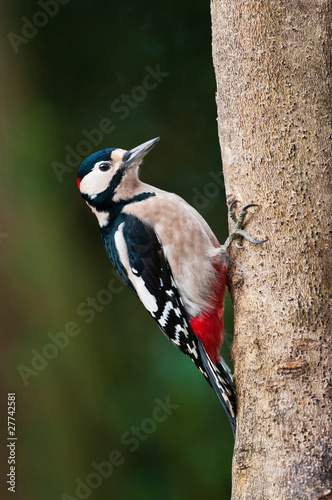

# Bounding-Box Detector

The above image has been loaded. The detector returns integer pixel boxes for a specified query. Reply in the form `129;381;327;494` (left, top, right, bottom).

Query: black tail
197;339;236;436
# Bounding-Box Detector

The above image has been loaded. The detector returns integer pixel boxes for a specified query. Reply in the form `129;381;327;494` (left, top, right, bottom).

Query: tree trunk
210;1;331;499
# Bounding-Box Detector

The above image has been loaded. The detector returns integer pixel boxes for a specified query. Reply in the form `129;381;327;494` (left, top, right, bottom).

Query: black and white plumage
77;138;236;434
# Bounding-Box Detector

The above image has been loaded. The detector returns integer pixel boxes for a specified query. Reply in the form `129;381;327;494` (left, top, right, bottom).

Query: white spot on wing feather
172;324;185;346
187;343;198;359
174;307;181;317
158;301;173;328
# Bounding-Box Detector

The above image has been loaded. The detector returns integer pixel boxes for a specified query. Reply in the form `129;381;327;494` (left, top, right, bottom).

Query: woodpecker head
77;137;159;216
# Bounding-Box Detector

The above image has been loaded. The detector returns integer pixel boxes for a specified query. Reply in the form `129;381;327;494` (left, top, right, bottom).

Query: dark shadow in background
0;1;234;499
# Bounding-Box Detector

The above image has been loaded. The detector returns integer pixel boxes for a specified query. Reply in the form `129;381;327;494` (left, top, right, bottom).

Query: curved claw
224;201;268;250
252;238;269;244
241;203;259;212
240;203;258;217
228;200;239;224
234;229;267;245
228;200;238;212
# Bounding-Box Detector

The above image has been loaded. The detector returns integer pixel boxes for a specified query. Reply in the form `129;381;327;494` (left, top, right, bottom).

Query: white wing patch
114;223;158;314
135;276;158;314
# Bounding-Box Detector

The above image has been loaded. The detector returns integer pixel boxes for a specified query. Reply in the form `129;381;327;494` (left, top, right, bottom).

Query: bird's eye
99;162;111;172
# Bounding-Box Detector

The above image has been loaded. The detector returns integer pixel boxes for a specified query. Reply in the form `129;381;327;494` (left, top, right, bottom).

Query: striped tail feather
197;338;236;435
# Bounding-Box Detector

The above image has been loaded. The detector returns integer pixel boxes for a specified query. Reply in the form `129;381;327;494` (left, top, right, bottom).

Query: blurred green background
0;1;234;499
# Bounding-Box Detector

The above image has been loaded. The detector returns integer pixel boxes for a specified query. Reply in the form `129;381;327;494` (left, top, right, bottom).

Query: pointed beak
123;137;160;167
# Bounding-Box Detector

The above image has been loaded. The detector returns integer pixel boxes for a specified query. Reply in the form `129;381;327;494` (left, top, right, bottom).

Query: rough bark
210;1;331;499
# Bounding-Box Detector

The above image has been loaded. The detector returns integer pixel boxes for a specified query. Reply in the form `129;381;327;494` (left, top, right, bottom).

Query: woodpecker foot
224;201;268;249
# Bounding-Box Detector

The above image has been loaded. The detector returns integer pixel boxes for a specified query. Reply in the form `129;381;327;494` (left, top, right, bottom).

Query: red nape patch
77;178;81;190
190;264;228;364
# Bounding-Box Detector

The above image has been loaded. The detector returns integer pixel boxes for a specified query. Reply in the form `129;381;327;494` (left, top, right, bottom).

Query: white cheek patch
114;222;158;314
80;157;126;197
80;166;114;197
79;151;128;198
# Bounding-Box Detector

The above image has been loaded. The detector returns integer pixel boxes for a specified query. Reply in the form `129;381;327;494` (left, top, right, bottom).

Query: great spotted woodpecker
77;137;266;435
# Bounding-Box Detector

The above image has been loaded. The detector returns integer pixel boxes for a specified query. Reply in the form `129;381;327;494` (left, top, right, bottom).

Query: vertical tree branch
211;1;331;498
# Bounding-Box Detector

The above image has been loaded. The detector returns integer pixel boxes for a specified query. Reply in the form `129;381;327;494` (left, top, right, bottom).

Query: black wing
106;214;236;433
120;214;196;356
